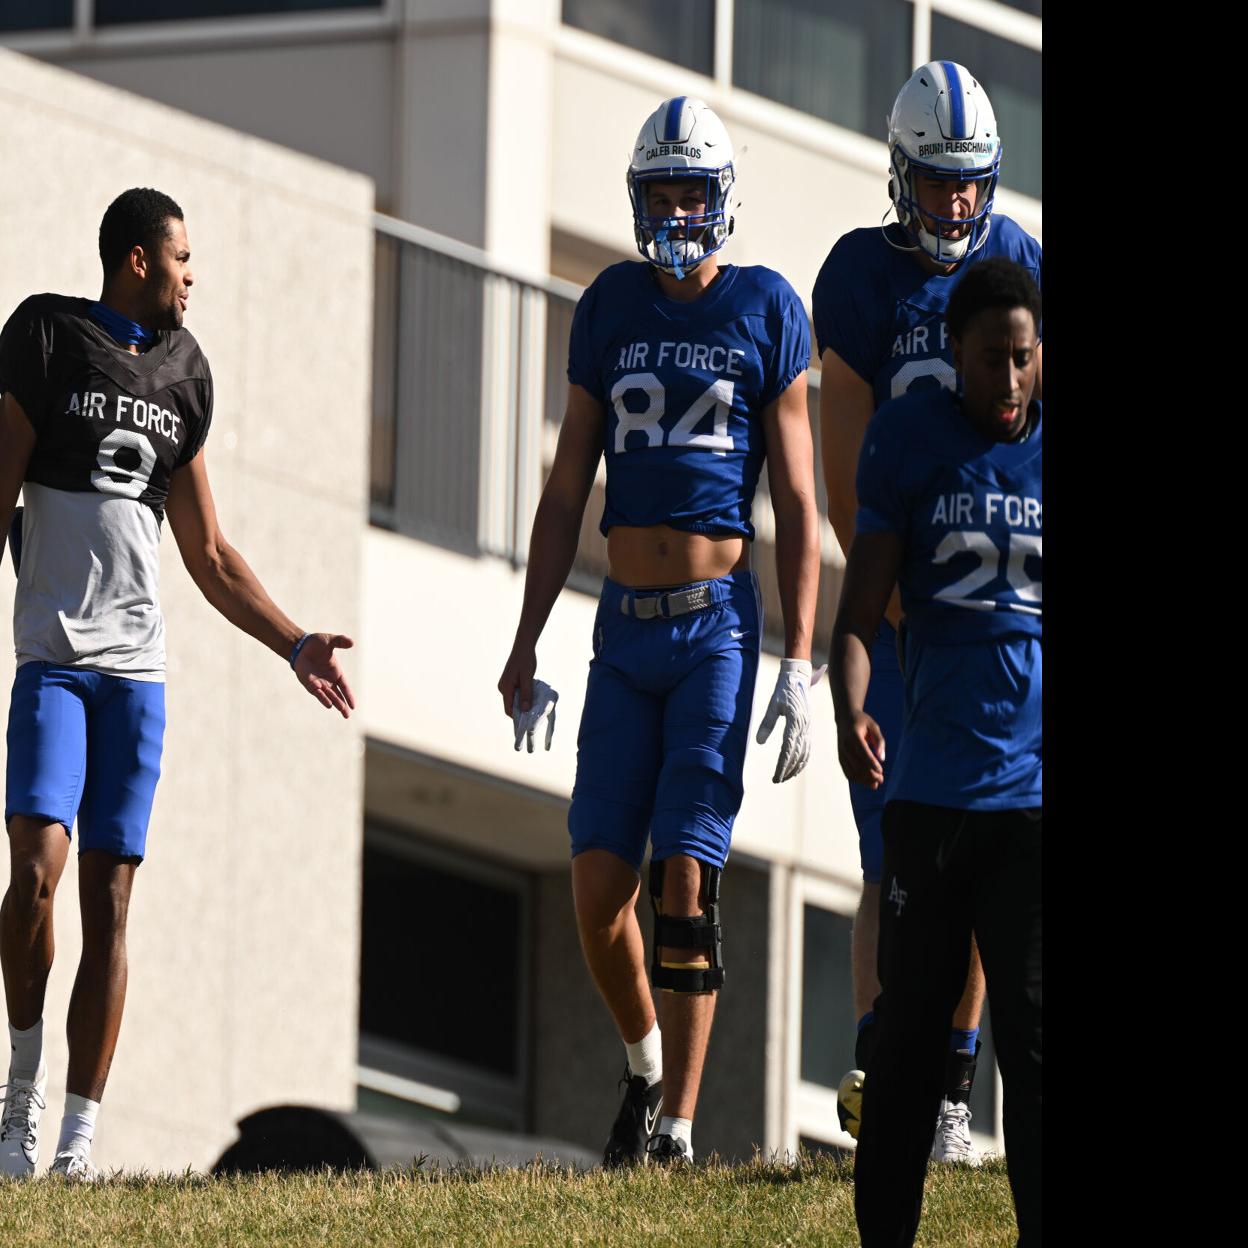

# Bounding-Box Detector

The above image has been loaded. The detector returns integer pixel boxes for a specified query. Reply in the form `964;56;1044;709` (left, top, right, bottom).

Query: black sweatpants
854;801;1042;1248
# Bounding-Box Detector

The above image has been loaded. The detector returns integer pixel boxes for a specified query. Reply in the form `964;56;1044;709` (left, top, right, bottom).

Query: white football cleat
48;1146;98;1183
0;1066;48;1178
930;1098;982;1165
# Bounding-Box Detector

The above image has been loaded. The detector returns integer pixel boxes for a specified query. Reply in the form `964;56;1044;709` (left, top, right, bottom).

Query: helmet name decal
645;144;703;161
917;140;996;159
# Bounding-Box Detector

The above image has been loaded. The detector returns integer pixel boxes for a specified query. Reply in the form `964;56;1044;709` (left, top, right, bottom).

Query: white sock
57;1094;99;1156
624;1020;662;1087
8;1020;43;1082
658;1115;692;1156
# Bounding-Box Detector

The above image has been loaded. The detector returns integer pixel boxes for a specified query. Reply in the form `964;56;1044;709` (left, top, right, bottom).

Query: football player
812;61;1042;1161
0;188;354;1180
830;256;1042;1247
498;97;819;1166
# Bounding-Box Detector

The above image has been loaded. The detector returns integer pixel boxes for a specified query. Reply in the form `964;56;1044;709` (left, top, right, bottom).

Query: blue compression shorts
569;572;762;872
6;662;165;860
846;620;904;884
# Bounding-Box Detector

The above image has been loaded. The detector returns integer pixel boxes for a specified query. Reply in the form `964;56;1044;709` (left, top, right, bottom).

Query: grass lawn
0;1154;1019;1246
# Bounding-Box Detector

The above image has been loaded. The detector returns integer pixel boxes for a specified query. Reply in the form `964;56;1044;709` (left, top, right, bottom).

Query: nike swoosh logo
645;1101;663;1135
731;630;747;639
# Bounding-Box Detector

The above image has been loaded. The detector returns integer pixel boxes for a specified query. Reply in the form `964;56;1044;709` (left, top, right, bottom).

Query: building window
732;0;910;139
562;0;715;77
799;903;856;1089
94;1;383;25
358;825;532;1130
0;1;72;31
930;17;1041;199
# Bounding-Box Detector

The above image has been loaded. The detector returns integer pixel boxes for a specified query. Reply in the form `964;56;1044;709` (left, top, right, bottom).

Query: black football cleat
602;1066;663;1169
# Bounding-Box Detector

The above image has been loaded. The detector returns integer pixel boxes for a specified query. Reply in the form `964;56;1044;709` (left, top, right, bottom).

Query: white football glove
756;659;823;783
512;679;559;753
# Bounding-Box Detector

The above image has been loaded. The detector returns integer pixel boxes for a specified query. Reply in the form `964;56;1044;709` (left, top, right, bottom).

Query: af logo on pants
888;876;908;916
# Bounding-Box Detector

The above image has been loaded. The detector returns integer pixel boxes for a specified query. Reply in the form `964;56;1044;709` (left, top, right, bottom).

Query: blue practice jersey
856;390;1042;809
568;261;809;538
812;217;1042;410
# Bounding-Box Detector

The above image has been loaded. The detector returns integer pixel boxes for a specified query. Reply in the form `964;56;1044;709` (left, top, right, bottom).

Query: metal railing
370;212;845;656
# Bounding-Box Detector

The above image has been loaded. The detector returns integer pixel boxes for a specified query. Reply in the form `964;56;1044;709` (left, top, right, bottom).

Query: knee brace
648;857;724;994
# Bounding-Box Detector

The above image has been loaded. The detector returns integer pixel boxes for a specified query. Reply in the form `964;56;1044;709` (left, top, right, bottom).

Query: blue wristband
289;632;313;670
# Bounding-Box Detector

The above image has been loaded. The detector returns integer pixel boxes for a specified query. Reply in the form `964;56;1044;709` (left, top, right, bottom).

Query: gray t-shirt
0;295;213;680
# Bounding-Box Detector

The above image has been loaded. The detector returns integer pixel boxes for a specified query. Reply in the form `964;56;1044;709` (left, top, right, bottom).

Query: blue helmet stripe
663;96;687;143
941;62;966;138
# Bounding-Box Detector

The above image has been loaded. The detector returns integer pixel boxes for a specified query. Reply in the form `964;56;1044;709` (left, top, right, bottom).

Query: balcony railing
371;212;845;657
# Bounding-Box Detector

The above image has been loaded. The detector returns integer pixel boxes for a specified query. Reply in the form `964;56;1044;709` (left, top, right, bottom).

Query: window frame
358;820;535;1132
1;0;396;54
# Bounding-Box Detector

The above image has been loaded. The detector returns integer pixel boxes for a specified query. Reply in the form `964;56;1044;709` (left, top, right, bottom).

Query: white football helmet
628;97;735;279
886;61;1001;266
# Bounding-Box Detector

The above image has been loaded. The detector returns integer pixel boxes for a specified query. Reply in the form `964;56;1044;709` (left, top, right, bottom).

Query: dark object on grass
212;1105;600;1174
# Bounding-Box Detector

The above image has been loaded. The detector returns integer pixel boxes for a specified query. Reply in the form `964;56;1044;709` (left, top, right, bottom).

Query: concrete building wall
0;47;373;1172
51;37;399;209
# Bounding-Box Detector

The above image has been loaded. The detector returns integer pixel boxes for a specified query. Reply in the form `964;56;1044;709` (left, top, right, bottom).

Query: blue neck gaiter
88;301;158;350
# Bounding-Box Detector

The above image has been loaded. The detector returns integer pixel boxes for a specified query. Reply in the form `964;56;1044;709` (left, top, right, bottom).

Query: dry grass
0;1154;1018;1246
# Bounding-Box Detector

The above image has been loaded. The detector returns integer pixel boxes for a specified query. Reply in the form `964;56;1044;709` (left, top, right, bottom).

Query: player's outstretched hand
756;658;814;783
294;632;356;719
511;679;558;753
837;709;885;788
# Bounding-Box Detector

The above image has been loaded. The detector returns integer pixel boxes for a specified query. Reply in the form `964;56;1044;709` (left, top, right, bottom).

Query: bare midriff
607;524;750;588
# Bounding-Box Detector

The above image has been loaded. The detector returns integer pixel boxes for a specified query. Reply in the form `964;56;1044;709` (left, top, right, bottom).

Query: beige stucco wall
0;47;372;1173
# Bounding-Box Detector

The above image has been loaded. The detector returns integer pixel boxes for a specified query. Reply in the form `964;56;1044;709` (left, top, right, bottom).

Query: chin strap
918;224;972;265
880;204;993;267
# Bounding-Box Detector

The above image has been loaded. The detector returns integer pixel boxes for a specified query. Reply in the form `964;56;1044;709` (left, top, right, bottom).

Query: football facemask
886;61;1001;267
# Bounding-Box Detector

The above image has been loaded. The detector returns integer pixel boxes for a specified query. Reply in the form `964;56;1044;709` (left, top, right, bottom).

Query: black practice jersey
0;294;212;520
0;294;214;677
